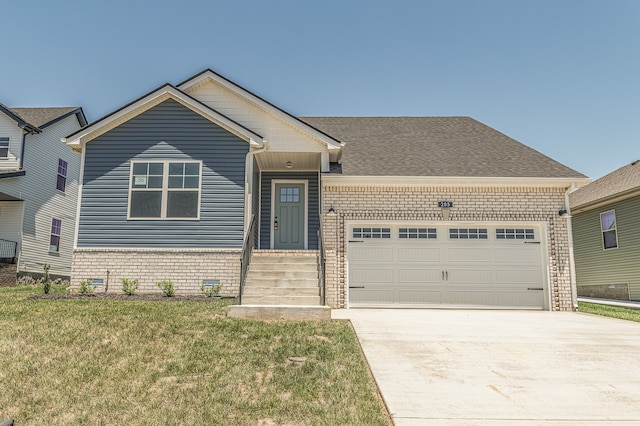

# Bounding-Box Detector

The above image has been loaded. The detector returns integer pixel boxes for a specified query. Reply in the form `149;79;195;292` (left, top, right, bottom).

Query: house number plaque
438;201;454;208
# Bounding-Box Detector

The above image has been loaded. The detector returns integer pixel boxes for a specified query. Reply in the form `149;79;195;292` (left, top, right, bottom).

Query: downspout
19;131;27;170
564;182;578;311
245;140;268;239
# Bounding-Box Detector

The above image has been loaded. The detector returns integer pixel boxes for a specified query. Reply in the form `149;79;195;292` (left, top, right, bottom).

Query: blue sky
1;0;638;180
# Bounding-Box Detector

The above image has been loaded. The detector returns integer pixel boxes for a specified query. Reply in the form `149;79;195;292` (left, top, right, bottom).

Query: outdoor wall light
558;209;568;217
327;207;336;214
285;161;293;168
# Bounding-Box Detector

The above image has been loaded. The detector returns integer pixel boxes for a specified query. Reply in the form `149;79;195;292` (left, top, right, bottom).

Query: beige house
64;69;588;315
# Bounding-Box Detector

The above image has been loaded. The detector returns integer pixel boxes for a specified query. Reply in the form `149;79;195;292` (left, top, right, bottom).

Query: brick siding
71;248;241;296
322;184;575;311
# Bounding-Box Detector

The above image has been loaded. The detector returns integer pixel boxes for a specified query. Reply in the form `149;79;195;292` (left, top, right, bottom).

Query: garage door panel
398;290;442;304
448;269;492;284
350;289;395;304
397;268;441;283
450;291;494;305
496;269;542;285
350;268;394;284
398;247;440;262
497;291;543;307
448;247;492;262
495;247;540;263
349;246;394;262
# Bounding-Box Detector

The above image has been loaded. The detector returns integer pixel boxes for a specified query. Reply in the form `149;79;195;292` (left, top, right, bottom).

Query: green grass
0;285;390;425
579;302;640;323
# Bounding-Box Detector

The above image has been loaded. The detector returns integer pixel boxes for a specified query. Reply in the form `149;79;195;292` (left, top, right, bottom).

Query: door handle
446;271;448;281
442;271;445;281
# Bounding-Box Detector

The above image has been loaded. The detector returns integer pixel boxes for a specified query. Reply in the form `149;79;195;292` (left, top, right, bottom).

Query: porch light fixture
285;161;293;169
558;209;568;217
328;207;336;214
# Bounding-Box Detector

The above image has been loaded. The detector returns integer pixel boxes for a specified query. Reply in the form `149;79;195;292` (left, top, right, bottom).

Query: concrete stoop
227;251;330;320
226;305;331;321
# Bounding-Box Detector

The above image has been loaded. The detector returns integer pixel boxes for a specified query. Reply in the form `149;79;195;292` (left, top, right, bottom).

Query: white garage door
348;224;546;309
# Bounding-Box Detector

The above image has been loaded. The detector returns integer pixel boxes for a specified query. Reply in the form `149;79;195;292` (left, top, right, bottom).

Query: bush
121;278;139;295
201;282;223;298
42;264;52;295
157;280;175;297
77;279;97;294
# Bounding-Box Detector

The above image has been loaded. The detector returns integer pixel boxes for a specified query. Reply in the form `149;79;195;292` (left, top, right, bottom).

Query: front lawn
0;285;390;425
578;301;640;322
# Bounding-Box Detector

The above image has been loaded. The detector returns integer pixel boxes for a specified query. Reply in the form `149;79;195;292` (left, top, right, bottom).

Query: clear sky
1;0;638;180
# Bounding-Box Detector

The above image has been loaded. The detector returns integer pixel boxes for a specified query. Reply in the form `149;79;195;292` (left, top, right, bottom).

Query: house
64;69;589;315
569;160;640;301
0;103;87;285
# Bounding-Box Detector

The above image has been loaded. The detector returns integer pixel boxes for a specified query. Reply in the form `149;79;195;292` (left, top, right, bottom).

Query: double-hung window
129;160;201;219
0;137;9;158
50;218;61;253
57;159;68;192
600;210;618;249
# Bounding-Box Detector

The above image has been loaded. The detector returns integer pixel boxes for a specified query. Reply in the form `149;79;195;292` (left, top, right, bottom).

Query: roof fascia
177;69;342;150
63;85;263;149
0;103;41;134
571;187;640;214
322;175;592;188
38;107;88;129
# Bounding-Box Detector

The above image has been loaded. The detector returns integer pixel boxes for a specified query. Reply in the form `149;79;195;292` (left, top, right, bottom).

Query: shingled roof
9;107;81;129
300;116;586;178
570;160;640;210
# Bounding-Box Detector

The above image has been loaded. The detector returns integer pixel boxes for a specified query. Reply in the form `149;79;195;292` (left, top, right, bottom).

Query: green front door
274;182;306;249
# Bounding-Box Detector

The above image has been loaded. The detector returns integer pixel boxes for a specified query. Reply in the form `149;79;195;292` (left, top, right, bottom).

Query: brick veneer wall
71;249;241;296
321;184;575;311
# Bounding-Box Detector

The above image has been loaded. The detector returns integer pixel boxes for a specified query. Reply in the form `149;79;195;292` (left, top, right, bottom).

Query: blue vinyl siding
77;99;249;248
259;172;319;249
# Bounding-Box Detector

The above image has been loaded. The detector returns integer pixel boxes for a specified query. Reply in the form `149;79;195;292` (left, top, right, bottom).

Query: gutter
563;182;579;310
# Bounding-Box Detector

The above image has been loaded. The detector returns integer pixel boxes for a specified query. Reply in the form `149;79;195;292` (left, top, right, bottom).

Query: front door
273;182;306;249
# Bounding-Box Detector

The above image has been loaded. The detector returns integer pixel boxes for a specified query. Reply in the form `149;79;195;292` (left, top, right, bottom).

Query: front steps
226;250;330;320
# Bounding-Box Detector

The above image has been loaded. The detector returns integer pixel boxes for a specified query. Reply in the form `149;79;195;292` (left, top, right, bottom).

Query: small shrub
42;264;52;295
201;282;223;298
121;278;139;295
77;279;97;294
157;280;175;297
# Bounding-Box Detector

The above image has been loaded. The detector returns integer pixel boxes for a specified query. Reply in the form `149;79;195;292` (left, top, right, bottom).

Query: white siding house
0;103;87;283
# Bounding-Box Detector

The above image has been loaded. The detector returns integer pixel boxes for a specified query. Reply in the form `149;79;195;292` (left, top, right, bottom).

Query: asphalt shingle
569;160;640;209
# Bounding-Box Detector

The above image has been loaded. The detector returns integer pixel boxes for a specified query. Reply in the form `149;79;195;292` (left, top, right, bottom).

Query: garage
347;223;547;309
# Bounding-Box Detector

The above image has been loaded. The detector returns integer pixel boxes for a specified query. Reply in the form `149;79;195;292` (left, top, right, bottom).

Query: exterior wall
259;171;320;250
321;183;574;311
0;112;23;170
71;248;240;296
0;114;83;277
572;195;640;301
0;201;23;249
77;99;249;248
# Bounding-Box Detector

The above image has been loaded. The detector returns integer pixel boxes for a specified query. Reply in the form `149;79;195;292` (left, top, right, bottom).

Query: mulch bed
26;293;236;302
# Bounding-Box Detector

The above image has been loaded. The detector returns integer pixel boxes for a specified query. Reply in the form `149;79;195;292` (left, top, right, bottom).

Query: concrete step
249;262;318;272
241;295;322;306
246;270;318;280
251;255;318;264
227;305;331;321
244;278;319;288
243;286;320;297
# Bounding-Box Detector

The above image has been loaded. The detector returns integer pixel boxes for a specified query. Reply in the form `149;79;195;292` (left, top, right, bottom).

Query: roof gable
178;69;342;151
570;160;640;211
301;116;588;179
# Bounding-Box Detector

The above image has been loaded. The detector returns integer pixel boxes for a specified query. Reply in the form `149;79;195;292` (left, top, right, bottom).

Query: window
449;228;488;239
129;160;201;219
600;210;618;249
352;227;391;239
0;137;8;158
50;218;61;252
496;228;535;240
56;159;68;192
399;228;437;239
280;187;300;203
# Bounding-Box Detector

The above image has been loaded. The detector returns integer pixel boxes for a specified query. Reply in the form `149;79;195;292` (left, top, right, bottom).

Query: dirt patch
25;293;236;302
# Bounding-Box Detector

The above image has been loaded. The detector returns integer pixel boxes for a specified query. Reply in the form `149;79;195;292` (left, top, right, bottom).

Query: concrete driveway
332;309;640;425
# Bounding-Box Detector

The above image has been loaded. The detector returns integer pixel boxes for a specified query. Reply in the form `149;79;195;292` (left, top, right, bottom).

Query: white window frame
50;218;61;253
0;137;9;158
127;159;202;220
600;210;618;250
56;158;68;192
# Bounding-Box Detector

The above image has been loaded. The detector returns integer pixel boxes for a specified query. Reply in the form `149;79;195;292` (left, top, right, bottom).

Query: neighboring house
0;103;87;285
570;160;640;301
64;69;588;313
